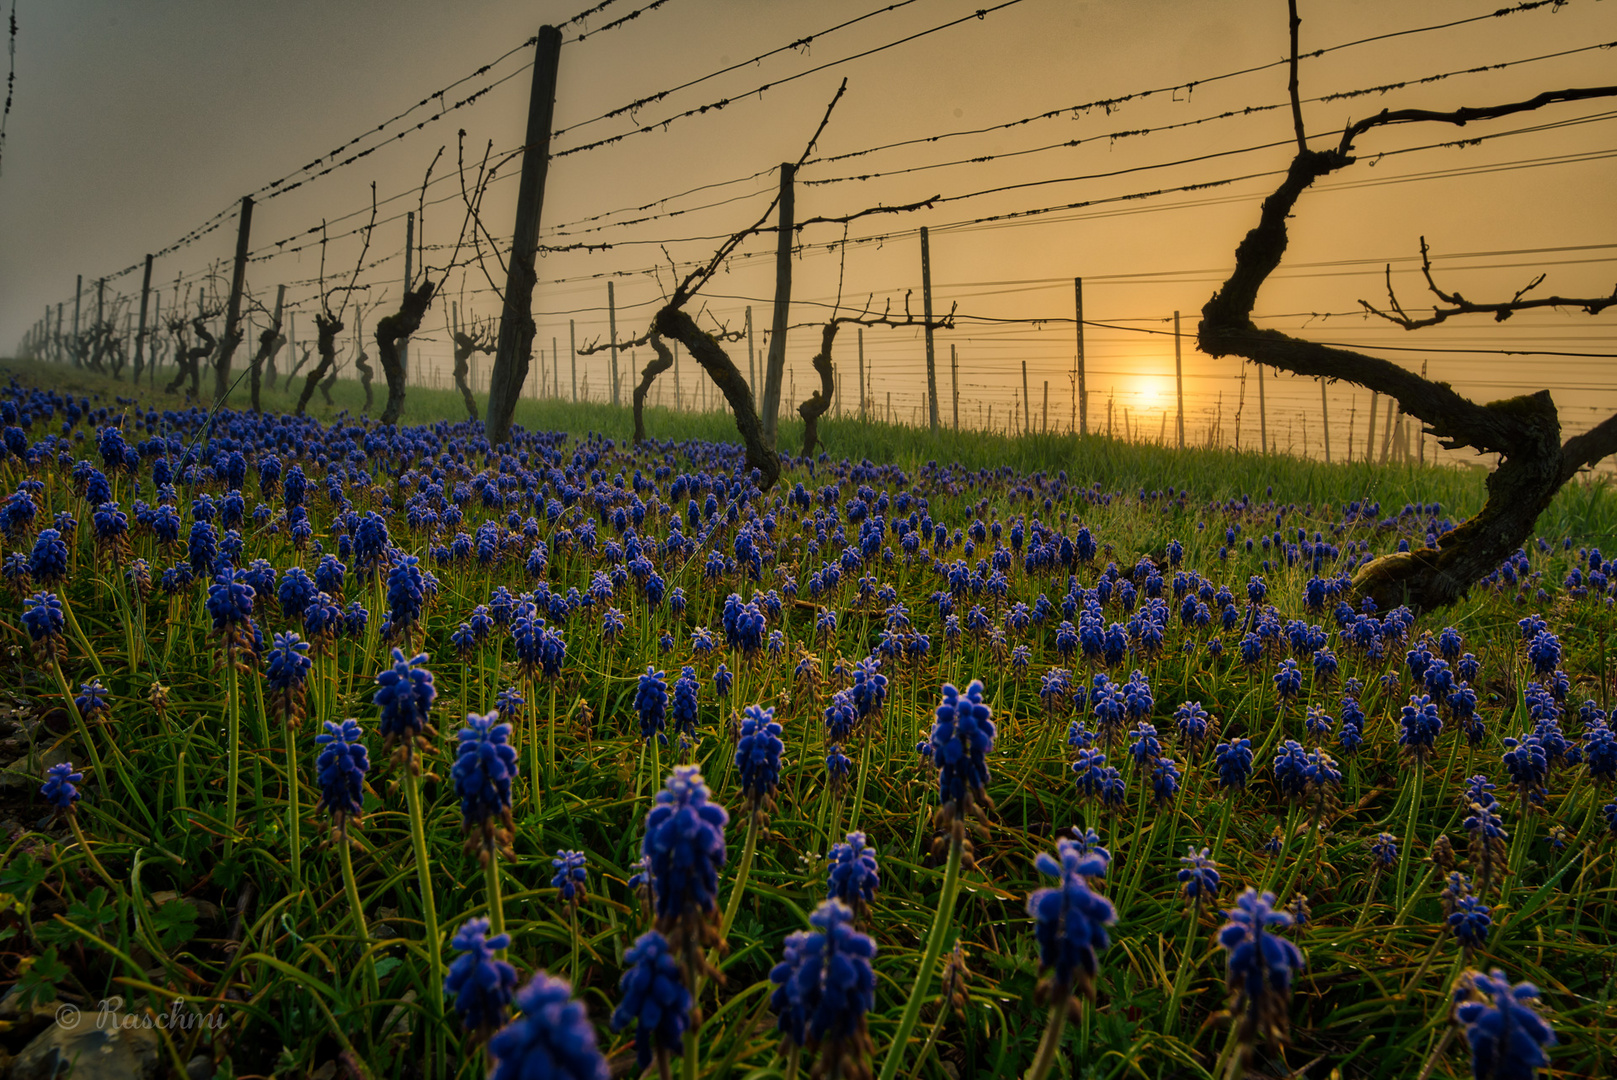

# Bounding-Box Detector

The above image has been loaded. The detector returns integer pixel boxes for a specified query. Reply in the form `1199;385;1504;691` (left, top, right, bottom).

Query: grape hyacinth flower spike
641;765;729;973
612;930;692;1073
552;850;588;911
734;703;785;827
444;917;518;1044
39;761;84;819
827;831;881;919
315;718;369;840
1450;968;1556;1080
264;631;313;728
1023;838;1116;1080
768;899;877;1080
452;710;518;863
922;680;996;864
1179;846;1221;912
373;648;438;769
487;971;609;1080
1218;889;1306;1054
21;590;65;662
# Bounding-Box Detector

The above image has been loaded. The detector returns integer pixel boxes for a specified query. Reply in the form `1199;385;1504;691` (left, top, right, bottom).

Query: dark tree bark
451;326;494;423
168;316;214;398
355;346;374;415
249;324;285;414
797;321;837;459
632;331;676;445
319;359;340;406
1198;86;1617;611
283;344;311;393
654;306;779;487
295;314;341;416
211;325;245;406
376;281;437;426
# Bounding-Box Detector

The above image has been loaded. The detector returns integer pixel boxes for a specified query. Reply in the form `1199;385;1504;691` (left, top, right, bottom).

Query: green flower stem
1023;997;1070;1080
848;732;874;833
60;594;107;681
1211;795;1235;864
526;676;541;812
1353;868;1381;931
337;830;381;1003
682;949;703;1080
225;656;242;854
283;722;303;885
1396;767;1423;908
403;768;446;1077
1163;912;1199;1039
547;680;558;789
569;904;580;989
1277;822;1320;908
720;810;761;944
486;843;505;939
875;828;964;1080
68;812;123;900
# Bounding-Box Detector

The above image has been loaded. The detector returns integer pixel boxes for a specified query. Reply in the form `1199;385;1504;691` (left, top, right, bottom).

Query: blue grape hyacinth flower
735;703;785;823
487;971;609;1080
826;831;880;916
611;930;691;1070
22;591;66;659
40;761;84;817
444;916;518;1043
641;766;729;954
923;680;996;861
1452;968;1556;1080
315;718;369;838
1027;837;1116;1005
636;666;670;746
552;850;588;910
1178;846;1221;910
1215;737;1254;792
767;898;878;1077
373;648;437;766
1218;888;1305;1048
1449;896;1493;950
824;744;852;794
452;710;517;861
264;631;312;727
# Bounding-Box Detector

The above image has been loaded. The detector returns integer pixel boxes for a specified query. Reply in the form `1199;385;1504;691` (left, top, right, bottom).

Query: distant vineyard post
921;225;939;431
485;25;563;446
70;274;81;369
213;194;254;405
133;254;153;387
760;162;795;449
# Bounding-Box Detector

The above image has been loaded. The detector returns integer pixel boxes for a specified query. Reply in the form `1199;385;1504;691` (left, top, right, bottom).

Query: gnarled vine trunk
653;306;779;488
1199;130;1617;610
797;321;837;459
631;332;676;445
295;314;342;417
376;281;437;426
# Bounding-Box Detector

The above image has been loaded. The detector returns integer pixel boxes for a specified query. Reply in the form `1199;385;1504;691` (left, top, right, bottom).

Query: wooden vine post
485;25;563;445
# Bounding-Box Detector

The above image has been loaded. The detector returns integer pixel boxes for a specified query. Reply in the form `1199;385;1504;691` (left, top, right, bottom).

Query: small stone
11;1000;160;1080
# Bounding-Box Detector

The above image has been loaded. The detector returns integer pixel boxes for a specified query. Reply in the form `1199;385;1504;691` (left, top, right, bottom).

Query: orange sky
3;0;1614;462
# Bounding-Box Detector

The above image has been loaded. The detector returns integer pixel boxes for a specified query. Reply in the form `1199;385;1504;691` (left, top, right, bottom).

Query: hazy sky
3;0;1614;459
